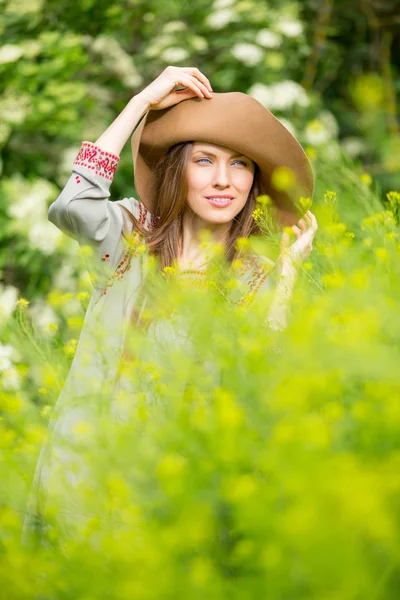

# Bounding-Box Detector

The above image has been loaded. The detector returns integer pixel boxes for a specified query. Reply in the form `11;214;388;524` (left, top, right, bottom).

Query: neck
179;208;232;268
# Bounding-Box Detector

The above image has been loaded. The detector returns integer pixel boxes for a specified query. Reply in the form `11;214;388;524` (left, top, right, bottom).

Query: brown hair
119;141;267;270
117;141;269;369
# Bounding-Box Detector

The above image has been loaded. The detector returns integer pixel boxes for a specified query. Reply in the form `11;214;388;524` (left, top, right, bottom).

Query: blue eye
196;158;248;166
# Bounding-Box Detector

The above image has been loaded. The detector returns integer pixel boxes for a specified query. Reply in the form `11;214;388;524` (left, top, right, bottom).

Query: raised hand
137;66;213;111
279;210;318;266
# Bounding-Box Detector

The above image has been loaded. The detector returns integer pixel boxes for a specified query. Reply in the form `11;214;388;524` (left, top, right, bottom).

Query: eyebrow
193;149;247;159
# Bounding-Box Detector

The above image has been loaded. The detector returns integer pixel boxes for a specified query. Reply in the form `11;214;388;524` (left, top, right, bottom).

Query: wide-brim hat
131;91;315;228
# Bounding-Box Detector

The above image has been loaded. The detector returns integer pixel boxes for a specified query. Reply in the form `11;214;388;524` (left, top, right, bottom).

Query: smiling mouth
206;197;234;206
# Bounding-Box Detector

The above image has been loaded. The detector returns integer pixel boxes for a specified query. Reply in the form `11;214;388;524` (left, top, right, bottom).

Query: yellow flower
40;405;52;420
374;247;389;262
321;271;345;288
359;173;372;186
363;237;373;247
305;146;317;160
45;322;59;334
16;298;29;309
67;316;84;329
214;387;244;428
64;339;78;356
78;244;94;258
256;194;273;207
157;453;187;479
47;290;72;307
221;474;258;502
76;291;90;302
299;196;312;211
252;207;263;221
323;190;337;205
235;237;251;250
271;166;295;191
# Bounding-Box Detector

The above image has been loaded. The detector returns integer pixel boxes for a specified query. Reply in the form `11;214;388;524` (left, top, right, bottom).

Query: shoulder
114;197;157;233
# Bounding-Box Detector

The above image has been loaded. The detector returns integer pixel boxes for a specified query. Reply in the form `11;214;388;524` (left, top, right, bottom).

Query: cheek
186;169;210;193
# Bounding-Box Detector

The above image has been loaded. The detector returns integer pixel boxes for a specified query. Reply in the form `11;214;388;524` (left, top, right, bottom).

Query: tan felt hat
131;91;315;228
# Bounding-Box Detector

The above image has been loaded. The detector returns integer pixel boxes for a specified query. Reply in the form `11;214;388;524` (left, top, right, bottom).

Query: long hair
119;141;267;270
117;141;270;370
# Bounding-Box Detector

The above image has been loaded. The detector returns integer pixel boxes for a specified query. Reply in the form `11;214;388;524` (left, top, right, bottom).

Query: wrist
130;92;151;113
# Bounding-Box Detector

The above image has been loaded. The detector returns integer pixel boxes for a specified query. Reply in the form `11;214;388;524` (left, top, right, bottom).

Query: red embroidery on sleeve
73;141;120;181
75;175;81;184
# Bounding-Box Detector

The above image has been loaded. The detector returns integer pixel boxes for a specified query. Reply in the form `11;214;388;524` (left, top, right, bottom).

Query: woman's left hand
279;210;318;266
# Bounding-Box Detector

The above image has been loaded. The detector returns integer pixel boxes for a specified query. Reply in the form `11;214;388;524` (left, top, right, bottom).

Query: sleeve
48;141;156;289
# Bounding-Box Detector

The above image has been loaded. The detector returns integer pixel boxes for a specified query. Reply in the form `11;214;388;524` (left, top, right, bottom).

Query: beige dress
22;140;277;544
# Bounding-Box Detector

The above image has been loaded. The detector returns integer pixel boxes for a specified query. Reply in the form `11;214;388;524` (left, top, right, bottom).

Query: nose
212;162;231;188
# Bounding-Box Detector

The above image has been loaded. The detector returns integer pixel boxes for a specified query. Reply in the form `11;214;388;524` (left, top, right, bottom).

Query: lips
206;197;234;207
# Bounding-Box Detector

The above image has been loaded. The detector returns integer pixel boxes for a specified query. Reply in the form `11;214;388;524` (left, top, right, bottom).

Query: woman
23;66;318;545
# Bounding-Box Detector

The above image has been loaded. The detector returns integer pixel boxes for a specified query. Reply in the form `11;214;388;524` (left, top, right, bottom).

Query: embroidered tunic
22;140;277;543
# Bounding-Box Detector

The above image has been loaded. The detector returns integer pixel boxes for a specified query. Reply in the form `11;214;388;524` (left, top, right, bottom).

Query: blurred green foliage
0;0;400;596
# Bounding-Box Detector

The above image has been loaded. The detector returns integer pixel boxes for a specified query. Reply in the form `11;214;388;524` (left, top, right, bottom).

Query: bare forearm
266;259;298;331
93;94;150;157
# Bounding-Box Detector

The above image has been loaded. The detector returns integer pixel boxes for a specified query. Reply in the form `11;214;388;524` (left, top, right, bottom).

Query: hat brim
131;92;315;228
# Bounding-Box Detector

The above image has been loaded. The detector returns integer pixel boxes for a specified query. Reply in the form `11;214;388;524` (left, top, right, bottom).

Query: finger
175;75;206;99
181;73;212;97
296;219;308;232
292;225;302;237
182;67;213;92
280;231;290;247
306;210;318;230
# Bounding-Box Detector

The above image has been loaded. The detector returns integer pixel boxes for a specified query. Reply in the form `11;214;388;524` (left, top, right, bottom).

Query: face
185;141;256;224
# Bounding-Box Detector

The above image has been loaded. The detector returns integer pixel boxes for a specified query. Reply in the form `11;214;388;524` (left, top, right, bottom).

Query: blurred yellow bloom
256;194;273;206
38;387;48;394
351;73;384;110
321;271;345;288
16;298;29;309
221;474;258;502
40;405;52;420
214;387;244;428
67;316;84;329
374;247;389;262
76;291;90;302
386;191;400;205
231;258;244;272
72;420;95;438
359;173;372;186
157;453;187;479
78;244;94;258
349;269;368;288
323;190;337;205
305;146;317;160
41;364;58;388
271;166;295;191
47;290;73;307
64;338;78;356
226;278;238;289
299;196;312;211
235;237;251;250
189;556;213;586
46;322;59;334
